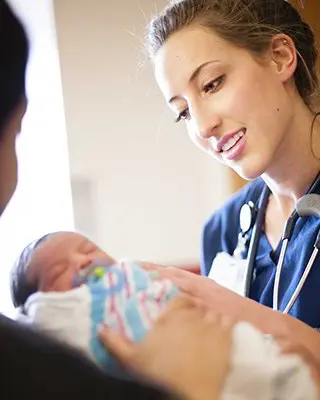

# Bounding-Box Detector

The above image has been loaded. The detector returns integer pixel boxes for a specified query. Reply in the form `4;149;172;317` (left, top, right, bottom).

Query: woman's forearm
237;295;320;363
148;268;320;364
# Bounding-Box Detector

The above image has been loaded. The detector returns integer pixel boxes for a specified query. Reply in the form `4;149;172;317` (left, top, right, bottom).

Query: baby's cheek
39;270;74;292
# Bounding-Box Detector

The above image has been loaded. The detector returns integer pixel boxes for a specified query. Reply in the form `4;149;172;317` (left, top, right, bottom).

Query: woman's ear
270;34;297;83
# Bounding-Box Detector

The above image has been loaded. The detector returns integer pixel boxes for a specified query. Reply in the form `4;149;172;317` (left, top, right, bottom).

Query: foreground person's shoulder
0;314;179;399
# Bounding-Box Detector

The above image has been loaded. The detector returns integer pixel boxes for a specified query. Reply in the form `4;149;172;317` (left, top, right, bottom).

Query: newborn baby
10;232;319;400
10;231;179;370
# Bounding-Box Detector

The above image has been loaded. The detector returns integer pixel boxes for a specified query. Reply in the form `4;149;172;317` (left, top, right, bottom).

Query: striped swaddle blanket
21;260;179;370
87;261;180;368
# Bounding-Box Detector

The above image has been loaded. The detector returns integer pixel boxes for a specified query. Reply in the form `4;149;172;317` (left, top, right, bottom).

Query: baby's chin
39;281;74;293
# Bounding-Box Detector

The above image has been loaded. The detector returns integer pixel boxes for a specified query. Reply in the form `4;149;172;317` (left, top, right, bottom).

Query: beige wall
54;0;230;264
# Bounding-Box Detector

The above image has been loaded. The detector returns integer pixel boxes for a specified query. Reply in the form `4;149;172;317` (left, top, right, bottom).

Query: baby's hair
146;0;318;108
10;233;53;310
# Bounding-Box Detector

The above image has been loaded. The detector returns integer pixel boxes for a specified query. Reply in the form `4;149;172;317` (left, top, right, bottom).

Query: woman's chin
232;162;266;182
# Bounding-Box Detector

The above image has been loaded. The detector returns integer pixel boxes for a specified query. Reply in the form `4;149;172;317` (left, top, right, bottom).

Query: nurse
100;0;320;368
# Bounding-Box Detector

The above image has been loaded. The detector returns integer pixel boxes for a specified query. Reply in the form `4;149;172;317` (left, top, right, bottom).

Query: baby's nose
72;254;91;270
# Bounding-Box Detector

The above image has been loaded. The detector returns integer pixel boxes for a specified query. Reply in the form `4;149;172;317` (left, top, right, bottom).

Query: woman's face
0;99;27;215
154;26;295;180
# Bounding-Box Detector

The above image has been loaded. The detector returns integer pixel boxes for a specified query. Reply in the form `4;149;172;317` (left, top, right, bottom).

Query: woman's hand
145;266;294;332
276;337;320;390
99;295;233;400
144;265;248;320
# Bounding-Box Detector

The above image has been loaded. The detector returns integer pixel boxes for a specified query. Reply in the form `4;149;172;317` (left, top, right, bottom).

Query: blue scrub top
201;178;320;329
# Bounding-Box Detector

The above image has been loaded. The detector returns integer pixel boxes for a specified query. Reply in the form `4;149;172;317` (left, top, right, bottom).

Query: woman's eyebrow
168;60;220;104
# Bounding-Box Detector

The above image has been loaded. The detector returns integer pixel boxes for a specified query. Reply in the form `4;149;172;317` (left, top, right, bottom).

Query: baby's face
28;232;115;292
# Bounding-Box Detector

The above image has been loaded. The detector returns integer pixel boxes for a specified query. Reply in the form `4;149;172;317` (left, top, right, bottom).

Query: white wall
54;0;230;264
0;0;74;315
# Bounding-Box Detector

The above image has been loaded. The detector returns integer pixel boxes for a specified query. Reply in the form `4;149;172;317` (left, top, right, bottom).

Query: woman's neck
261;104;320;217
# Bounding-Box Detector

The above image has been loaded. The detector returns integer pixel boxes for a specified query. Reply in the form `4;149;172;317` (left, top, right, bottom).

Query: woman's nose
191;103;221;140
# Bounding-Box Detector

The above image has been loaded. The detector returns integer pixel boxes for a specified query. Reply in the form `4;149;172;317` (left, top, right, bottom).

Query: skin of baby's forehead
28;232;115;289
27;233;89;279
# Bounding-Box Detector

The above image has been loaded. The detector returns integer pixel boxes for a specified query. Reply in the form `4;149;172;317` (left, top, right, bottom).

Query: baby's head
10;232;115;310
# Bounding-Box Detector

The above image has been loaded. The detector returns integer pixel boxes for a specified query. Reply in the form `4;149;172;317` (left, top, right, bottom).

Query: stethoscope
240;172;320;314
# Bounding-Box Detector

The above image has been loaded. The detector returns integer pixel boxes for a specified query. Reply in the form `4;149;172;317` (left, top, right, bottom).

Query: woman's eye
175;109;190;123
203;75;224;94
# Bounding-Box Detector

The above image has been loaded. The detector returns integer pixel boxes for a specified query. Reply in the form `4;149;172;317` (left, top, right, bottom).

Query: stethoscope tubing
244;185;270;297
273;242;319;314
244;172;320;313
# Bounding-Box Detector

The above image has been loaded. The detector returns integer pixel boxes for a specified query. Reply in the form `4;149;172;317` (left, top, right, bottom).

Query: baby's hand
276;337;320;390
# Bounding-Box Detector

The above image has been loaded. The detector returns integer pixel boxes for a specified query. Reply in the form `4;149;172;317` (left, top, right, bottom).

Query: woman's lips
213;128;247;161
215;128;246;152
222;132;247;161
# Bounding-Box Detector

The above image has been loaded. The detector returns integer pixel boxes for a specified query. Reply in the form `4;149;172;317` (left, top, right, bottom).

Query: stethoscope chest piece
240;201;258;235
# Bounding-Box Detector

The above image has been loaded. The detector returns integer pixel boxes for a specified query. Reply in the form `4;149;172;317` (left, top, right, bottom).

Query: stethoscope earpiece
296;193;320;218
